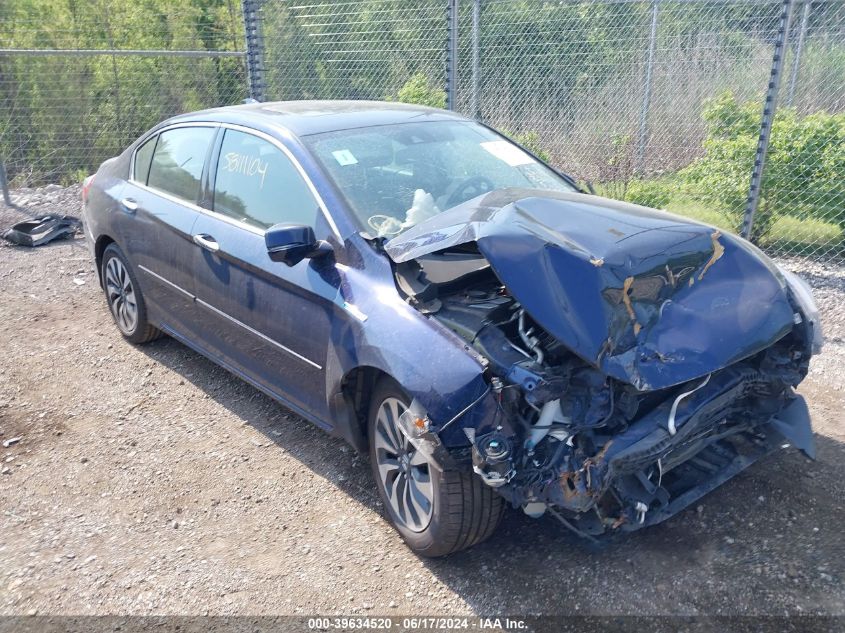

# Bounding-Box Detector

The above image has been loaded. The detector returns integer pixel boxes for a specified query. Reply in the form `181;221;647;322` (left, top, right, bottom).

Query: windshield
303;120;576;237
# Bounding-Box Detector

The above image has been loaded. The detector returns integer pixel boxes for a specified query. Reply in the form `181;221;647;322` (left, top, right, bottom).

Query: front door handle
193;233;220;253
120;197;138;213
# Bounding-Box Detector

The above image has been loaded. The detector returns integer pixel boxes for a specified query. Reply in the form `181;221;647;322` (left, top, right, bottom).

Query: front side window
147;127;215;202
212;129;319;230
303;120;575;237
133;135;157;185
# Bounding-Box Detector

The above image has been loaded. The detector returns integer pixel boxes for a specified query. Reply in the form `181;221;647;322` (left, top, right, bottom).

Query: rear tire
368;377;504;557
101;244;161;344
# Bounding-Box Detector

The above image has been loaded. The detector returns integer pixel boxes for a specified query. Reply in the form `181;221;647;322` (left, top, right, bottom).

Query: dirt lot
1;187;844;616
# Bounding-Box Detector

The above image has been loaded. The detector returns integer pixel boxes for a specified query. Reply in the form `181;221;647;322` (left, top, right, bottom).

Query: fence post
741;0;795;241
635;0;660;175
241;0;266;102
0;161;12;206
470;0;481;119
786;0;811;107
446;0;459;111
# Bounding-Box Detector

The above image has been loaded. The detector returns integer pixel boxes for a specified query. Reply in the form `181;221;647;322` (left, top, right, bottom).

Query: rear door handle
193;233;220;253
120;197;138;213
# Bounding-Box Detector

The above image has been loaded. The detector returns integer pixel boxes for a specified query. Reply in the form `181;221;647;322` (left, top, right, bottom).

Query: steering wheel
367;214;403;237
445;175;495;207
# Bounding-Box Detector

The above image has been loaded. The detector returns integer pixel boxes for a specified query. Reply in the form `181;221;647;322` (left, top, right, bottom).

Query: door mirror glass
265;223;331;266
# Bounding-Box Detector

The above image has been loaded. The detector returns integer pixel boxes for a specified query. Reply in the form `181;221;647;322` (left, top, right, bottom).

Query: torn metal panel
386;188;796;391
769;395;815;459
3;215;81;247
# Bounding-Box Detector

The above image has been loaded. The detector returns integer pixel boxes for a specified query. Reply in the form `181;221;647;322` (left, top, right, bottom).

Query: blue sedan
82;101;821;556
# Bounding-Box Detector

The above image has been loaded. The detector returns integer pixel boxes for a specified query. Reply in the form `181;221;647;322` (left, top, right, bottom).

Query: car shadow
138;335;845;615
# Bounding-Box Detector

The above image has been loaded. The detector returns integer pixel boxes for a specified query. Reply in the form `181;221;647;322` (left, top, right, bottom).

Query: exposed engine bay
388;228;818;538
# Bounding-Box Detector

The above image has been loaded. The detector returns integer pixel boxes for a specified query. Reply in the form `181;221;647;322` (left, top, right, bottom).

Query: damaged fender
322;238;496;453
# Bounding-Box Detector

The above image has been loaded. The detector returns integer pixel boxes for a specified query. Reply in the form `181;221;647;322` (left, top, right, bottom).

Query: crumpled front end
469;361;814;536
385;189;818;537
406;286;815;537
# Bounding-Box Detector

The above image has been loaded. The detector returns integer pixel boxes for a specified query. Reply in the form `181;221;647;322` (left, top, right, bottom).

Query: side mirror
265;223;332;266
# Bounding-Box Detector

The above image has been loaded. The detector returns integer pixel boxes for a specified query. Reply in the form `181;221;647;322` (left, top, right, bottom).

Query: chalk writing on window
222;152;268;188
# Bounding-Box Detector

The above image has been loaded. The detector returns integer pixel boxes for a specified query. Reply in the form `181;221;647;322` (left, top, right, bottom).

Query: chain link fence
1;0;843;260
762;0;845;258
258;0;448;104
452;0;845;260
0;2;246;187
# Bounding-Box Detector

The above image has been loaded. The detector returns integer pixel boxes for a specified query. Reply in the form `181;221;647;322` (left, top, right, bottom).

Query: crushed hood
385;188;796;391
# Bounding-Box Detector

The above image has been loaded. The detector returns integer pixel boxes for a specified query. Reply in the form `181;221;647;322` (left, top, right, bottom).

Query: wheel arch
94;234;117;286
334;365;395;453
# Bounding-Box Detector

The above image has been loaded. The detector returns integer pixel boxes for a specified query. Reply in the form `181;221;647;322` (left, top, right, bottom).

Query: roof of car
169;100;469;137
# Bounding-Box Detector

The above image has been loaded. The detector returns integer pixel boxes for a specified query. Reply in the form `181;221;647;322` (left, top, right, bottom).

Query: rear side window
147;127;215;203
212;129;319;230
133;135;157;185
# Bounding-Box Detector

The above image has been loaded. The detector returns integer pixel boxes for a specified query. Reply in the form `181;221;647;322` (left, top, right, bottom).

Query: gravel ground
0;186;843;616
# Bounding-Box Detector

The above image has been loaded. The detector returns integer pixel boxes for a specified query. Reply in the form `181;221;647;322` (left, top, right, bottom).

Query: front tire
368;377;504;557
101;244;161;344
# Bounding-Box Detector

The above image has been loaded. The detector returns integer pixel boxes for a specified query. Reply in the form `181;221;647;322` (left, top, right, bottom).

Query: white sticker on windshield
332;149;358;166
480;140;535;167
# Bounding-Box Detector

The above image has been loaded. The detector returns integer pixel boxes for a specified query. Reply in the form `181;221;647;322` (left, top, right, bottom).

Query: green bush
624;179;671;209
393;73;446;109
681;91;845;240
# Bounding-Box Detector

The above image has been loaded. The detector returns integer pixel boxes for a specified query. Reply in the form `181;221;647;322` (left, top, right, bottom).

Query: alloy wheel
373;397;434;532
105;256;138;335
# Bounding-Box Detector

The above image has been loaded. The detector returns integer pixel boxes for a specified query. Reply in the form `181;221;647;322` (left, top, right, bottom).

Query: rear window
147;127;215;203
133;135;157;185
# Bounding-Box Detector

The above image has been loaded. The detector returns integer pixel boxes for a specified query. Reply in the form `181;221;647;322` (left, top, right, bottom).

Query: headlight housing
778;266;824;354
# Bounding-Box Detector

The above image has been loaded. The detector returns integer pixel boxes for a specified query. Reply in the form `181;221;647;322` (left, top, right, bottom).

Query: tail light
81;174;95;205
